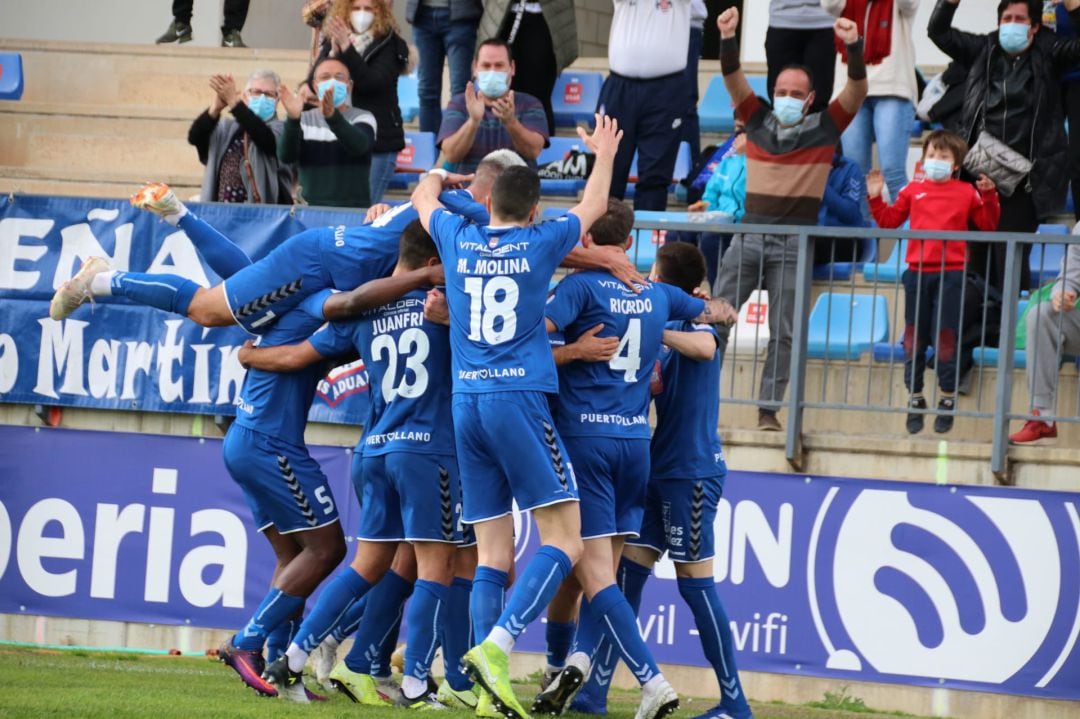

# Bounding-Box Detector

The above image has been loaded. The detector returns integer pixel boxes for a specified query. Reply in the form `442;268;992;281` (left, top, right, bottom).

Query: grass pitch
0;648;926;719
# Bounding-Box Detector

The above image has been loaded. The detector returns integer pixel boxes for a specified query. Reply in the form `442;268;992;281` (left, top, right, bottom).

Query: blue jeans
411;6;477;134
841;96;916;202
368;151;397;204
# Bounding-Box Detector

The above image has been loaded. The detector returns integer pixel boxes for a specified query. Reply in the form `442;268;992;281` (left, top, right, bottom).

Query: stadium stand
0;53;23;100
551;70;603;128
806;292;889;360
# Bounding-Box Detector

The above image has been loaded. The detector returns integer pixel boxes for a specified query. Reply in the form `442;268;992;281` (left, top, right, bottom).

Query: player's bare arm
695;297;738;326
411;170;474;232
568;114;623;233
562;244;644;291
662;329;718;362
237;339;324;372
320;265;446;321
550;323;619;366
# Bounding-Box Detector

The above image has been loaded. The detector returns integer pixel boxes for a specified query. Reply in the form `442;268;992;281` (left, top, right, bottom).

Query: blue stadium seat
0;54;23;101
813;237;879;281
699;75;767;134
1032;225;1069;286
538;137;591;197
398;73;419;123
542;207;568;220
387;131;436;189
871;339;932;363
551;71;603;127
862;238;908;283
806;293;889;360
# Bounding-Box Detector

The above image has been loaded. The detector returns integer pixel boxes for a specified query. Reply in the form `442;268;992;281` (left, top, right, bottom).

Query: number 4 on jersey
610;318;642;382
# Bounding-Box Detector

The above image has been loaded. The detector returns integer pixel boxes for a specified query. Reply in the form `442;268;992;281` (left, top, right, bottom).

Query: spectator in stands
712;7;867;432
1048;1;1080;221
188;71;292;206
406;0;483;134
766;0;837;113
929;0;1080;293
681;0;709;168
823;0;921;202
868;130;1000;434
278;57;377;208
477;0;578;136
600;0;691;211
437;39;548;174
815;150;869;265
685;120;747;286
316;0;410;203
156;0;249;47
1010;237;1080;444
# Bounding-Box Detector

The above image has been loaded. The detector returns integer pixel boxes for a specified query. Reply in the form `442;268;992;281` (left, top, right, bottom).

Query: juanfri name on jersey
456;257;532;276
371;309;425;335
458;366;527;381
365;429;433;446
579;412;649;427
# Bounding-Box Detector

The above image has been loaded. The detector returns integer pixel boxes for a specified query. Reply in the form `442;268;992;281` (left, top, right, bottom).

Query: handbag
963;130;1032;197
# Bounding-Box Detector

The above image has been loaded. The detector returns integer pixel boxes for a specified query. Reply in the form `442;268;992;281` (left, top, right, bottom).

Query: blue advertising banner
2;424;1078;700
0;194;371;423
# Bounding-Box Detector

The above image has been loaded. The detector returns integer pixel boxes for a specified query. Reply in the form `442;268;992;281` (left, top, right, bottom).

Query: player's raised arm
238;339;325;372
320;265;445;321
562;244;644;290
695;297;738;326
662;328;718;362
717;8;754;108
568;114;623;234
410;170;474;232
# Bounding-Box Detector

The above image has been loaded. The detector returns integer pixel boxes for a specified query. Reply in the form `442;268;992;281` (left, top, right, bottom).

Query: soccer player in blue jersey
50;155;640;329
574;242;753;719
239;221;470;708
536;201;736;719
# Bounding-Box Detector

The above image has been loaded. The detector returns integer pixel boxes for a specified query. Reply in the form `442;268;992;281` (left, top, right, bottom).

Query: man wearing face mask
278;57;378;208
187;70;293;205
437;39;549;175
930;0;1080;293
711;7;867;432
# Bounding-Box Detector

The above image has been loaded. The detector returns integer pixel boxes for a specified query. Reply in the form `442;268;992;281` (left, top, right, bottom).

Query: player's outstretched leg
677;576;752;719
312;594;367;688
437;545;479;709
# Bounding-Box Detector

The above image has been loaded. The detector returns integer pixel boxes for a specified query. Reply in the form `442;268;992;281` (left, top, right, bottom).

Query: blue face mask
247;94;276;121
998;22;1032;54
476;71;510;99
317;79;349;108
923;158;954;182
773;96;807;126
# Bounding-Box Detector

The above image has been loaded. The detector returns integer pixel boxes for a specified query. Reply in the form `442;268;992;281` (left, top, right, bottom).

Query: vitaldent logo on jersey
810;487;1080;691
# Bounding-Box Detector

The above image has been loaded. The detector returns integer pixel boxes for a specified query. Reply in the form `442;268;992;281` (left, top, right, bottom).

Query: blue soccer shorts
562;436;649;540
453;391;578;524
627;475;725;563
222;424;340;533
357;452;463;543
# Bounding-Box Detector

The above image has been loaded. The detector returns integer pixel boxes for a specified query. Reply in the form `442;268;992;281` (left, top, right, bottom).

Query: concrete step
0;165;202;200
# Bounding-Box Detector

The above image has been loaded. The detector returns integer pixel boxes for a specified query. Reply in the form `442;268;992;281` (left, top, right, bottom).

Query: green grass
0;648;932;719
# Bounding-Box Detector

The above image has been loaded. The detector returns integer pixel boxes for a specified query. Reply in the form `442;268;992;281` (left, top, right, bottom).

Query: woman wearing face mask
188;69;293;205
929;0;1080;293
316;0;410;204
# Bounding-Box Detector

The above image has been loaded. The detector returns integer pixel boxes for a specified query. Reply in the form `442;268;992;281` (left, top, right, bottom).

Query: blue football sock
441;577;474;691
265;611;302;663
374;604;405;678
233;588;305;652
404;580;448;682
546;621;577;669
331;594;368;643
619;558;651;612
345;570;413;674
471;566;509;644
111;272;200;315
678;576;749;713
590;584;661;687
294;567;371;657
177;212;252;278
494;546;572;644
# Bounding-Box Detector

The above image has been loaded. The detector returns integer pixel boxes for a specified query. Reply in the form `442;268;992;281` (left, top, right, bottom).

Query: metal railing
628;217;1080;482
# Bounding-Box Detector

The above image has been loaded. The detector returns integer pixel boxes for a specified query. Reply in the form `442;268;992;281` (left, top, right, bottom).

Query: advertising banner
2;425;1078;700
0;194;370;424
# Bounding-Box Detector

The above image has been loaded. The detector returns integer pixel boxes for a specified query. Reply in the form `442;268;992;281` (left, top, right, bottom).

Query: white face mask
351;9;374;33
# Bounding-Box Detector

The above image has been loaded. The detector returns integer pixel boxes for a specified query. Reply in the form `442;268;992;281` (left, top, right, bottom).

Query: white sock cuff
90;271;117;296
163;203;189;226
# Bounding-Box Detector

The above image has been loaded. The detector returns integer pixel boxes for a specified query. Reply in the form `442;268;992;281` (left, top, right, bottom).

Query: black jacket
929;0;1080;219
317;32;409;154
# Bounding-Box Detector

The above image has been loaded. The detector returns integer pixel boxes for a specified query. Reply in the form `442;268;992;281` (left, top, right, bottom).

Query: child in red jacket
868;130;1000;435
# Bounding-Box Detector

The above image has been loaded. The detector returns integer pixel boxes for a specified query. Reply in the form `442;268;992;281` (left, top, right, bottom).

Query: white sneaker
375;674;398;698
634;678;679;719
130;182;185;222
49;256;109;320
312;640;339;688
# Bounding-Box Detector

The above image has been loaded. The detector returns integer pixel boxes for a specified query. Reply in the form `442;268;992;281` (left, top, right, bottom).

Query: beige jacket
477;0;578;74
822;0;921;103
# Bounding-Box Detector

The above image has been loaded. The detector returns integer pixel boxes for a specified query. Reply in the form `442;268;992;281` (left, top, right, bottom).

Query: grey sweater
1056;233;1080;296
769;0;835;30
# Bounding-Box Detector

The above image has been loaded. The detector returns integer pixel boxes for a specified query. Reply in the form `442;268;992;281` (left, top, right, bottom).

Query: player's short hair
656;242;707;294
588;199;635;247
490;166;540;222
474;150;527;187
922;129;968;166
399;219;439;270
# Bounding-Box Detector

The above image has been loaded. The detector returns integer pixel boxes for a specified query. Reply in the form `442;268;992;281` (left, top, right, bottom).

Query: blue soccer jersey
233;292;329;446
309;288;455;457
650;320;726;480
545;272;704;439
429;209;583;394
